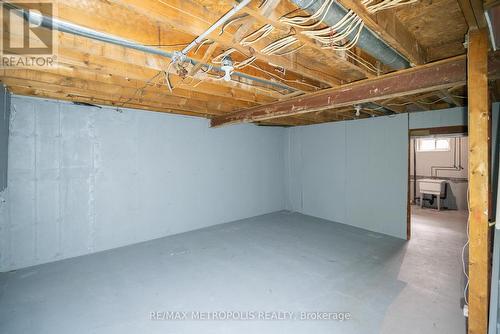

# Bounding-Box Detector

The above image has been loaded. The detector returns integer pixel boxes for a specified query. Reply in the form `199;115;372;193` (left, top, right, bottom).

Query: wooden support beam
458;0;488;30
467;28;491;334
211;56;471;127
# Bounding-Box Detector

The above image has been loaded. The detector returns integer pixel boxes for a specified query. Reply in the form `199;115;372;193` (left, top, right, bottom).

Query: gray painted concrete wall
0;96;286;271
285;114;409;239
3;98;499;271
284;105;499;239
409;106;467;129
0;86;10;192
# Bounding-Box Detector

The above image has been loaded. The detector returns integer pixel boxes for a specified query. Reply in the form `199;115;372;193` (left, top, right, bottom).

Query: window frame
415;138;451;152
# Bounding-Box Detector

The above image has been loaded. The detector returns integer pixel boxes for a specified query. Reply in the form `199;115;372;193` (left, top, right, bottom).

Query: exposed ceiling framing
0;0;498;127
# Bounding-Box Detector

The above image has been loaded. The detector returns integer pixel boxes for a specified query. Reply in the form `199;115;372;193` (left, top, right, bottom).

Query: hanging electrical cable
212;49;237;64
361;0;418;14
301;10;364;51
345;49;379;74
240;24;275;46
219;14;249;36
261;35;300;55
280;0;336;28
280;0;364;52
194;39;212;54
275;44;306;56
234;56;257;69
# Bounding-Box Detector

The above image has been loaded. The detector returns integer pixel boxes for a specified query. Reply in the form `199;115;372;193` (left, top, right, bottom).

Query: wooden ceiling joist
336;0;426;65
2;0;493;127
37;0;328;91
457;0;488;30
235;0;377;79
211;55;474;127
105;0;341;86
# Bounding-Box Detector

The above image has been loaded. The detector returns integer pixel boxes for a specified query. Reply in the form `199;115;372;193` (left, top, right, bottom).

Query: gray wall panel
1;96;286;271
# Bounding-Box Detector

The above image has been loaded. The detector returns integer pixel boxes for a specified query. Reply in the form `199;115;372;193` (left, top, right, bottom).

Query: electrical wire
194;39;213;54
240;24;275;46
280;0;336;29
361;0;418;13
219;13;249;36
211;48;321;91
275;44;306;56
413;96;449;105
211;48;237;63
118;70;164;108
345;49;379;74
301;10;364;51
462;182;471;305
280;1;364;52
142;42;190;47
234;56;257;69
261;35;299;55
248;64;319;90
164;61;174;93
281;0;319;19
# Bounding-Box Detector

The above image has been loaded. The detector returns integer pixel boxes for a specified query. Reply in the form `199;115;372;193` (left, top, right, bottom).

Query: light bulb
223;68;232;82
221;54;234;82
354;105;361;117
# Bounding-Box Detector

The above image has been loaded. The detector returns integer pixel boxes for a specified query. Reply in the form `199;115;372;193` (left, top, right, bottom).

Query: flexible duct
290;0;411;69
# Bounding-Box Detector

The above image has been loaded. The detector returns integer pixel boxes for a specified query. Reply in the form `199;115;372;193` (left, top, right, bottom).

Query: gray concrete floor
0;208;467;333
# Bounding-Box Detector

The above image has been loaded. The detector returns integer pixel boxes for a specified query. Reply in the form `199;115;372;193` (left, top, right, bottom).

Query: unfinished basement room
0;0;499;333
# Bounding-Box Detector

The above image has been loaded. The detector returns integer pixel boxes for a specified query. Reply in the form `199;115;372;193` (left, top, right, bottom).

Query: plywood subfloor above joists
0;0;491;126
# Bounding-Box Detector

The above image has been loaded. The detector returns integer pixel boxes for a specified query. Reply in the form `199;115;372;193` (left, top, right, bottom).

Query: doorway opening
407;126;469;240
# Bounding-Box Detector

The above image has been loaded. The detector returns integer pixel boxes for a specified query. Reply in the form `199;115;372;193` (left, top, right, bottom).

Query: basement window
416;138;451;152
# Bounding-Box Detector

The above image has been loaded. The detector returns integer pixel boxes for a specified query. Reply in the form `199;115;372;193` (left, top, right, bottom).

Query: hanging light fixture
221;55;234;82
354;104;361;117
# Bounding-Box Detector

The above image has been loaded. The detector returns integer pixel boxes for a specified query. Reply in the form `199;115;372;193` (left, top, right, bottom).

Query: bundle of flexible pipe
361;0;418;13
302;10;364;51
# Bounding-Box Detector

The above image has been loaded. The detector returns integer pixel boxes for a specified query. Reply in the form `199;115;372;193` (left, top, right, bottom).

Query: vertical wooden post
468;28;491;334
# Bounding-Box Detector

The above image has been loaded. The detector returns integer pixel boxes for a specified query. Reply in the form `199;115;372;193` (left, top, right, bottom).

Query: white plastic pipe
181;0;252;56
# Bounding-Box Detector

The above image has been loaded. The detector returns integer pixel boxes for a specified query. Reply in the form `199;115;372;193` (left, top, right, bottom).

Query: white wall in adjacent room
409;136;468;210
0;96;286;271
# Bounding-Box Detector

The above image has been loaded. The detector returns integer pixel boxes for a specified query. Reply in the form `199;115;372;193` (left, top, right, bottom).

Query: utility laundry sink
419;179;447;210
